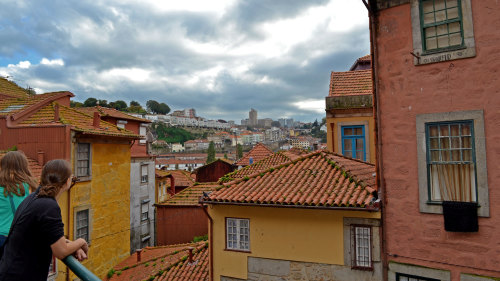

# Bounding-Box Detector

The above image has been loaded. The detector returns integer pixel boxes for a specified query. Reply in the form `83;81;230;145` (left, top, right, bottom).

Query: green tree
146;100;160;113
224;153;228;159
206;141;216;164
110;100;127;110
237;144;243;159
130;100;141;107
70;101;84;108
158;102;170;114
98;99;109;107
84;98;97;107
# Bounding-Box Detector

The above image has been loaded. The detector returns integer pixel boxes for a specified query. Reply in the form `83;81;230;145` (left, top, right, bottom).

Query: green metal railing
62;256;101;281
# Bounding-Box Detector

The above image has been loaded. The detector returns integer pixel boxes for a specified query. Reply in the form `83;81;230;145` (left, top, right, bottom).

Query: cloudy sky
0;0;369;123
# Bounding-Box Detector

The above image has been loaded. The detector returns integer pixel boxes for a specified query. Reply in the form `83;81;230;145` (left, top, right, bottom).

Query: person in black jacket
0;159;88;281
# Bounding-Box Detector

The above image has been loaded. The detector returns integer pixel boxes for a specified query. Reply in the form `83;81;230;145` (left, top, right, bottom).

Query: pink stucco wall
375;1;500;279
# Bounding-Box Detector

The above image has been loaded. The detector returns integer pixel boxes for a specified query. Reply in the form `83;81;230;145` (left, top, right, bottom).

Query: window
351;225;372;269
117;120;127;129
416;110;488;217
139;125;147;144
411;0;475;65
396;273;440;281
76;143;91;178
141;164;148;183
226;218;249;251
426;121;476;202
341;126;366;161
76;209;89;242
141;202;149;221
420;0;463;52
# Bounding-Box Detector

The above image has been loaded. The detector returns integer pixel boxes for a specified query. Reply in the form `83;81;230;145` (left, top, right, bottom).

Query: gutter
201;200;380;212
363;1;388;281
200;204;214;281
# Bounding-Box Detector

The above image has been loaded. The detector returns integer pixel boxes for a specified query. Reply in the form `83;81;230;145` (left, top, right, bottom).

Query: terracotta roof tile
155;169;195;188
204;150;377;209
235;143;273;166
0;92;65;116
0;151;42;180
78;106;151;123
220;149;308;183
329;69;372;96
158;184;219;206
0;77;30;99
109;242;208;281
20;103;141;138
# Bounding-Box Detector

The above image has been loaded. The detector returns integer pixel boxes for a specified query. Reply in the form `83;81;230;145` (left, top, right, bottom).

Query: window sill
421;45;466;56
76;176;91;182
224;248;251;253
351;266;373;271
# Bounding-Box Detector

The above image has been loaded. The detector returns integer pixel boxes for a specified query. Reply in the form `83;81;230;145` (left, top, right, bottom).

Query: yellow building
0;82;141;281
202;150;382;281
326;55;376;164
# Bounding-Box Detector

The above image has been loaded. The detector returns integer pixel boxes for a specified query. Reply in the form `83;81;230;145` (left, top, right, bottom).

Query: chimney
169;175;176;195
54;104;60;122
93;112;100;128
136;249;142;262
187;247;194;263
37;151;45;166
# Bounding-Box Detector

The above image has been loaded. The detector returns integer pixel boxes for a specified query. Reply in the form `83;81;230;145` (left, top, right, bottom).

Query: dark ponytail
38;159;72;198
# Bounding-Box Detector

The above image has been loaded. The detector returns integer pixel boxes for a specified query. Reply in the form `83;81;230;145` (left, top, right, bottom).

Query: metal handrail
62;255;101;281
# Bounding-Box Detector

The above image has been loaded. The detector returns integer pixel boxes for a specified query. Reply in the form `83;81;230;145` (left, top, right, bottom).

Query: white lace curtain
430;163;476;202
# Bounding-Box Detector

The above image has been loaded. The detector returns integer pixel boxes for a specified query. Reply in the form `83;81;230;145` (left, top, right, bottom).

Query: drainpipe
201;204;213;281
66;187;71;281
363;1;388;281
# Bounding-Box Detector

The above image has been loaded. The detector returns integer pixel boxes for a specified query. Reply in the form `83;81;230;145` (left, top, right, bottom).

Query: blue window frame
425;120;477;202
341;126;366;161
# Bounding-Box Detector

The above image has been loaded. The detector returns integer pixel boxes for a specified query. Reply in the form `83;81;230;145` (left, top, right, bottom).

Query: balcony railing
62;256;101;281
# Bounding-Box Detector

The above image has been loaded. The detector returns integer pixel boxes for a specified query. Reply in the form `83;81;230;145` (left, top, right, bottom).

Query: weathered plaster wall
57;142;131;281
209;204;380;281
130;159;155;253
375;1;500;279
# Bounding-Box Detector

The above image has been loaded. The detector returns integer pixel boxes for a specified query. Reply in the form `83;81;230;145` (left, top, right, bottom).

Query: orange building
325;55;376;163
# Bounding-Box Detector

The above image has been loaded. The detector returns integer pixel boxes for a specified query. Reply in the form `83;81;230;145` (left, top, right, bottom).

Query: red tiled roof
155;169;195;188
0;92;67;116
20;103;140;138
0;151;42;180
0;77;30;99
220;149;308;183
109;242;208;281
78;106;151;123
235;143;273;166
158;184;219;206
329;69;372;96
203;150;377;209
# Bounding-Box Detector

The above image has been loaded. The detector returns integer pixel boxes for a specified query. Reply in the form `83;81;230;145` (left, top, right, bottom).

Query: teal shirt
0;183;29;236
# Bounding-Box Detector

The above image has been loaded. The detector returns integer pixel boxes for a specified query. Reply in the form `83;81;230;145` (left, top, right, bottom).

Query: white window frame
139;125;147;144
226;218;250;251
141;201;149;222
141;164;148;184
352;225;372;269
117;120;127;129
76;143;91;180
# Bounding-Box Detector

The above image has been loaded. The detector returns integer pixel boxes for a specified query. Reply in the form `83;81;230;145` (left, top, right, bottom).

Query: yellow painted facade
56;142;131;281
326;116;376;164
208;204;381;281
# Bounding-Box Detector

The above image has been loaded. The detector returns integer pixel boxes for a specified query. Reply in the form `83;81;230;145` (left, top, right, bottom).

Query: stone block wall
222;257;382;281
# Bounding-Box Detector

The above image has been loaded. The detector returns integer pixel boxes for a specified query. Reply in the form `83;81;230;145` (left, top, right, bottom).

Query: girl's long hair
0;151;38;197
38;159;72;198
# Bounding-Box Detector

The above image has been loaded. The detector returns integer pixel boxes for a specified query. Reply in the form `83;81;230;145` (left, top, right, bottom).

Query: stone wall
222;257;382;281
